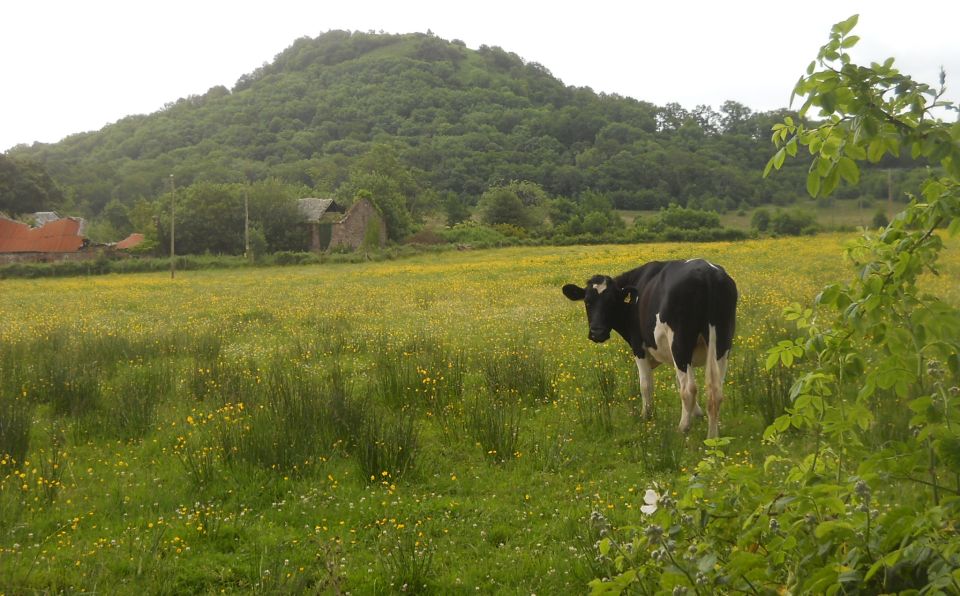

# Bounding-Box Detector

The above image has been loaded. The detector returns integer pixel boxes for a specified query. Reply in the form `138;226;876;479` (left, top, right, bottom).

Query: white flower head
640;488;660;515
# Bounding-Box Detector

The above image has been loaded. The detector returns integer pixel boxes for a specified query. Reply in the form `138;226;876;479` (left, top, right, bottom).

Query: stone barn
328;198;387;251
298;198;345;252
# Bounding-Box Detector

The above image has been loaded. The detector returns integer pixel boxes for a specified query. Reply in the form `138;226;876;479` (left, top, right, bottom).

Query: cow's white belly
647;313;707;368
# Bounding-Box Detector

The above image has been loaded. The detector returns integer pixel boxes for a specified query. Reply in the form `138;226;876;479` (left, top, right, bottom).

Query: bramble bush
591;16;960;594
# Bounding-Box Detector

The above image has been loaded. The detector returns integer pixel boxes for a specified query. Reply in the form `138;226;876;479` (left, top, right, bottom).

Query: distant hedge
0;228;756;279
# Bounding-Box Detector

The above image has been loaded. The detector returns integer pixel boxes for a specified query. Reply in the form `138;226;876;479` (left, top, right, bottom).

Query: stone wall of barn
328;198;387;250
0;248;104;265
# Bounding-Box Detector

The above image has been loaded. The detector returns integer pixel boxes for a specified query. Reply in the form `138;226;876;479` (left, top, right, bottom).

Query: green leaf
598;537;611;556
774;147;786;170
697;553;718;573
763;454;784;473
815;519;854;540
821;91;837;114
840;35;860;49
885;136;901;157
845;143;866;160
838;157;860;184
948;218;960;238
726;550;764;575
864;550;902;582
763;154;777;178
781;350;794;368
821;133;842;158
807;169;822;197
765;350;780;370
821;164;841;196
817;156;833;176
833;14;860;36
786;136;798;157
817;284;841;306
867;138;886;162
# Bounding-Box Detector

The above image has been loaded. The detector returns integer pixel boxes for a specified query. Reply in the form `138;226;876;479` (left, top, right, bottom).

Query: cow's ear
562;284;585;301
621;286;639;304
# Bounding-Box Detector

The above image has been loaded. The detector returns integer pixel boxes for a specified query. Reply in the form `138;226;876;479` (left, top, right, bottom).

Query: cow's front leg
634;356;655;419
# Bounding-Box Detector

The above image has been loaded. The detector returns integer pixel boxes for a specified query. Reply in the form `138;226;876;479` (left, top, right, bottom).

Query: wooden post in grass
244;184;250;260
169;174;176;279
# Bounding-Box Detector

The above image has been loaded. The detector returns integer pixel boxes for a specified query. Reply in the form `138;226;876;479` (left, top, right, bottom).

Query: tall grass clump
33;423;66;504
465;394;521;463
628;420;685;473
217;362;332;477
371;337;466;417
423;348;466;421
574;358;619;434
89;360;175;440
175;432;219;493
372;349;423;409
480;341;556;404
37;346;101;421
0;351;32;468
728;346;793;426
532;432;575;473
0;395;32;470
378;527;435;594
290;317;353;361
352;405;419;482
188;328;226;400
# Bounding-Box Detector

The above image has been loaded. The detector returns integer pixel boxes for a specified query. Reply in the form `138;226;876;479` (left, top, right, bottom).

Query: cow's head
563;275;638;343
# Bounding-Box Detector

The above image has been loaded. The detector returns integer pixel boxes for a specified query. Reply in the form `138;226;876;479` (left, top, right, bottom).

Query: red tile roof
115;233;145;250
0;217;85;253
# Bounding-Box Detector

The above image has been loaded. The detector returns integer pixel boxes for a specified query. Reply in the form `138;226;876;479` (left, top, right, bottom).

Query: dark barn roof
298;198;344;223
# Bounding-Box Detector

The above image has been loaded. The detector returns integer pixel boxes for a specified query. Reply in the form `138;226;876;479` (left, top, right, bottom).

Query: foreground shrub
593;18;960;594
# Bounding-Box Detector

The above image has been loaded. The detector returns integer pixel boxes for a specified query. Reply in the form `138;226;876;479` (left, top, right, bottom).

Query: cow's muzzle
589;329;610;343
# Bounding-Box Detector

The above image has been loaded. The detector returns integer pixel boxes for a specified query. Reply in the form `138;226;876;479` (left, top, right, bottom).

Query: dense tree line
2;30;928;251
0;154;64;217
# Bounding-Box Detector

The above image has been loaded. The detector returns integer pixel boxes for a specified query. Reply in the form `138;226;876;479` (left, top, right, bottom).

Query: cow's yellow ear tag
624;294;632;304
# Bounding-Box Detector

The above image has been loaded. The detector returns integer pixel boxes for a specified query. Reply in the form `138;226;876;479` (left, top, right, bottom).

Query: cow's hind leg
704;325;726;439
634;356;655;419
675;364;698;433
670;331;702;433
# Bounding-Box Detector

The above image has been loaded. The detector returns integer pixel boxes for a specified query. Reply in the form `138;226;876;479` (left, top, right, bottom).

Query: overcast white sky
2;1;958;151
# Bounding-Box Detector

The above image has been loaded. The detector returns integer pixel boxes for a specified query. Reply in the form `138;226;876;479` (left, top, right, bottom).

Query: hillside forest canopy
1;30;941;253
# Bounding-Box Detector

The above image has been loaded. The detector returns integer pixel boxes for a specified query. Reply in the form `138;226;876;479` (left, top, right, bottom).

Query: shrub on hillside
646;204;721;232
439;221;512;246
770;208;818;235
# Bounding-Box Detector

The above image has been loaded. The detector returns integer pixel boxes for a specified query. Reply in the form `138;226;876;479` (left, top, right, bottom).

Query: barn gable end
327;198;386;251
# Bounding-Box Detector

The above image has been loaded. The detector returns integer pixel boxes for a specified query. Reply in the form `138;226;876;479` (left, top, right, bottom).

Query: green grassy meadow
1;235;957;594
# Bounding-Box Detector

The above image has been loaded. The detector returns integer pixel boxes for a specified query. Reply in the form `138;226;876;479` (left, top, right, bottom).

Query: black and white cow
563;259;737;438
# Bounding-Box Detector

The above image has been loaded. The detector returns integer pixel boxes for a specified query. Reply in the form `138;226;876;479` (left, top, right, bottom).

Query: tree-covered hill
5;29;920;239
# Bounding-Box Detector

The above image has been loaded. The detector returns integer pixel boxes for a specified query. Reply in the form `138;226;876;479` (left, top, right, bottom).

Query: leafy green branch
593;16;960;595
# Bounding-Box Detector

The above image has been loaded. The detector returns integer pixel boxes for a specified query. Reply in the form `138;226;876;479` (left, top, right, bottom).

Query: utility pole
887;169;893;219
169;174;176;279
244;184;250;260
